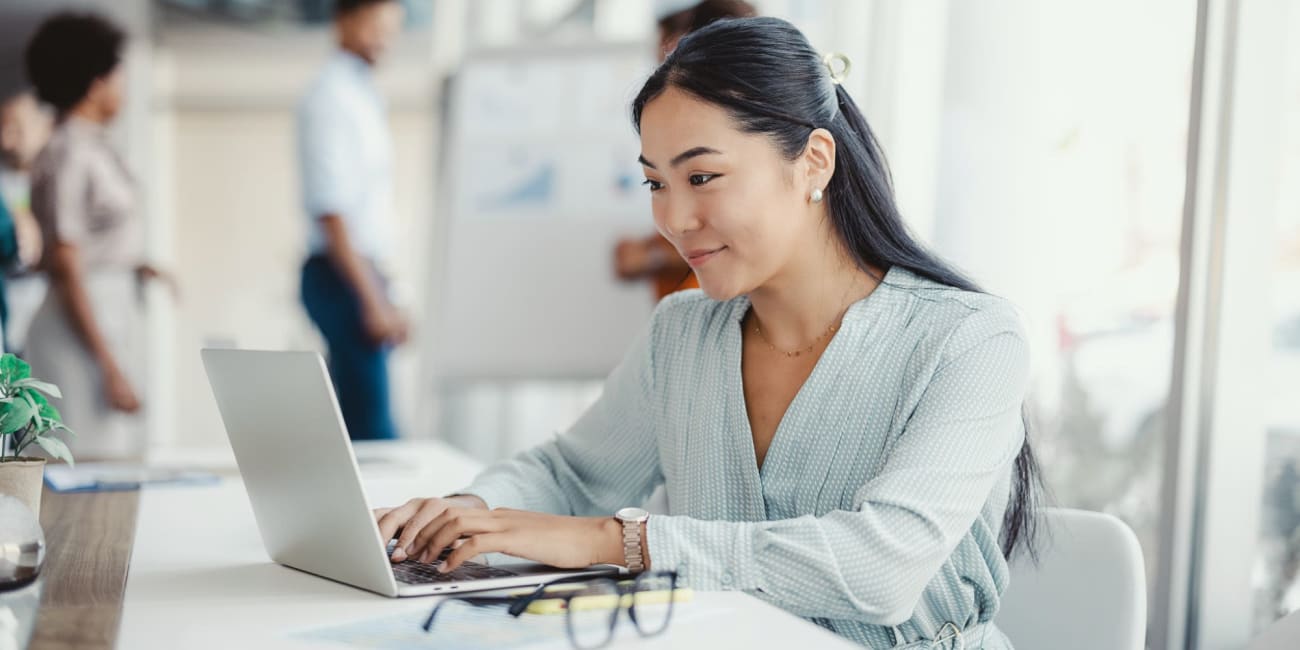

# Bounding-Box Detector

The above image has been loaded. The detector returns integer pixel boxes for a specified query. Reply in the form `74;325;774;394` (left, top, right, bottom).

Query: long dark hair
632;16;1042;559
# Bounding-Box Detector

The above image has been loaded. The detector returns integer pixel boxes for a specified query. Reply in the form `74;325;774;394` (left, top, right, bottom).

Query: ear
801;128;836;194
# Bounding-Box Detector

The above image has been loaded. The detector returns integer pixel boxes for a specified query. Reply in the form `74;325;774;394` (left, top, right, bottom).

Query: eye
642;179;664;192
689;174;718;186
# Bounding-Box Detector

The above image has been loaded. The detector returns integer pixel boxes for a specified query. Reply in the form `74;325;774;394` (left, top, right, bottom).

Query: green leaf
0;398;34;434
18;390;50;430
32;433;74;467
38;402;62;425
25;389;47;407
0;354;31;385
18;391;41;431
12;378;62;399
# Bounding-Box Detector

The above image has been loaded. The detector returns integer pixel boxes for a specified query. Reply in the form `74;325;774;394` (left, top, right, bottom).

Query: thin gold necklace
753;317;840;358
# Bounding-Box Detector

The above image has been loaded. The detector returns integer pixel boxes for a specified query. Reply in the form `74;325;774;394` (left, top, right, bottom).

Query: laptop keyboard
387;543;518;584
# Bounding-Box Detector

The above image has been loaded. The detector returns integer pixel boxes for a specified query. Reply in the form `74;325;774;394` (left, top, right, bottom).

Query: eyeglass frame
421;570;681;649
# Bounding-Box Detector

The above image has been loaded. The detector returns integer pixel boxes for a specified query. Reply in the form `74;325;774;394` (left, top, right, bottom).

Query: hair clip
821;52;851;86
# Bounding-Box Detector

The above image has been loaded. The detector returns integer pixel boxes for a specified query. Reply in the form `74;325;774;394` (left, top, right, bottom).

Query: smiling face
637;85;835;301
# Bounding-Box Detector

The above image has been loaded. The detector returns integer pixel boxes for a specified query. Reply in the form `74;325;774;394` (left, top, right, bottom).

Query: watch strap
621;517;645;573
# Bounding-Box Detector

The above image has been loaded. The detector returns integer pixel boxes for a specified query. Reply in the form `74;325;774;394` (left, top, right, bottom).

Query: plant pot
0;458;46;520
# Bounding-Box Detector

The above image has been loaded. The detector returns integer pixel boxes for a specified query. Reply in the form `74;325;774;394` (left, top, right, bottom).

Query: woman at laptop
377;17;1039;649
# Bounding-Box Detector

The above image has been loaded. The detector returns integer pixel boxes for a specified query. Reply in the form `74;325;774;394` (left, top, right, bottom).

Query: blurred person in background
612;0;757;301
0;91;52;354
0;199;22;351
298;0;407;441
24;12;158;459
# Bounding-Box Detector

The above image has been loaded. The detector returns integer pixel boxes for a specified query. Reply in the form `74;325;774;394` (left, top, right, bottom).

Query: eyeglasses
423;570;681;650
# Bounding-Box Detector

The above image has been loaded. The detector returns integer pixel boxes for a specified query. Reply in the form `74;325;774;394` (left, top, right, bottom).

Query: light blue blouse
462;266;1029;648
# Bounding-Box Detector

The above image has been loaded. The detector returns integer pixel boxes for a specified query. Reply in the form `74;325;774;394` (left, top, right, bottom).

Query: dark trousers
300;255;398;440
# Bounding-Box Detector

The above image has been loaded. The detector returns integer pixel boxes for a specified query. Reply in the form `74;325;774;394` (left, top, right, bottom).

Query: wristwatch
615;507;650;574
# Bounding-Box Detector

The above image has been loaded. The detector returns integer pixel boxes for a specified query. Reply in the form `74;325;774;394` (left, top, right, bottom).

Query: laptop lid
201;349;402;596
201;348;618;598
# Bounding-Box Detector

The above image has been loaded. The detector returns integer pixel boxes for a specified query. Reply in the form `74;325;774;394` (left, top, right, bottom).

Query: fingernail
436;561;449;573
392;549;405;561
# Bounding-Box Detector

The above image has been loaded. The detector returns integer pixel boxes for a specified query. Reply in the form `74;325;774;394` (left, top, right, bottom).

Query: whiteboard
428;44;659;380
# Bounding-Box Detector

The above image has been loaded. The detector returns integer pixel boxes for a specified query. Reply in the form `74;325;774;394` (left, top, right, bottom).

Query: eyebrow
638;146;724;170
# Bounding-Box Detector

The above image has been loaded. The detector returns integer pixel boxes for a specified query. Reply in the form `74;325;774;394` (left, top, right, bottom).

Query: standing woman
23;13;149;459
378;18;1039;649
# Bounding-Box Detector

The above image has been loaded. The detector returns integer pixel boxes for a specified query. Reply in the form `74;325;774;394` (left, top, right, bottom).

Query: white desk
117;441;858;648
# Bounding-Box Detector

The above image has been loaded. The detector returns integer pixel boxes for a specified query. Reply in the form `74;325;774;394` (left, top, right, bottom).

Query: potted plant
0;353;73;518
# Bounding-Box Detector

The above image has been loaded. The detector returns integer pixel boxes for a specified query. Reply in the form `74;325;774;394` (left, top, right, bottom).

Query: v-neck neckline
728;268;901;490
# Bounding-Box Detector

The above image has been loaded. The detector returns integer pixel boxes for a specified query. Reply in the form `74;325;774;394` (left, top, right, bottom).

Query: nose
655;190;702;240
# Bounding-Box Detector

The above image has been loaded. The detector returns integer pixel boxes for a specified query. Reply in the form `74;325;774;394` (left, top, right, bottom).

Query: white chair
996;508;1147;650
1246;608;1300;650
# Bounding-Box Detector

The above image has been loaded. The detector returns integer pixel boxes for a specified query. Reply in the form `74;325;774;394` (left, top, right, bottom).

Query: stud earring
810;188;824;203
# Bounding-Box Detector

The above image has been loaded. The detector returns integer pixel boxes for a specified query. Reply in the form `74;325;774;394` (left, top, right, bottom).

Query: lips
684;246;726;267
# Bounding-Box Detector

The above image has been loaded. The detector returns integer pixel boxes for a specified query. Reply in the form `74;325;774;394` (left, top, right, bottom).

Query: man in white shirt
297;0;406;440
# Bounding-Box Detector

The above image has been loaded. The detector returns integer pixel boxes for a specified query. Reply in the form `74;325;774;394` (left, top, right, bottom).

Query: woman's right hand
101;364;141;413
375;494;488;563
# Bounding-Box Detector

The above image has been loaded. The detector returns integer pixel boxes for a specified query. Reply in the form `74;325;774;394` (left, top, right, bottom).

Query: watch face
617;507;649;521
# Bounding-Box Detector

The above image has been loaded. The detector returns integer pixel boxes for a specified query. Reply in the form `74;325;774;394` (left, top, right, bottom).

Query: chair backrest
1246;607;1300;650
996;508;1147;650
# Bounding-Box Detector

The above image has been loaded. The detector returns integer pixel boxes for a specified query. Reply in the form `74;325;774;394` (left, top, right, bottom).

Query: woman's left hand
408;507;623;573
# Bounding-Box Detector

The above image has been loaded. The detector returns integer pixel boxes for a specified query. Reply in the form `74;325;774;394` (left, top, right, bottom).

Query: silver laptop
201;348;617;597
